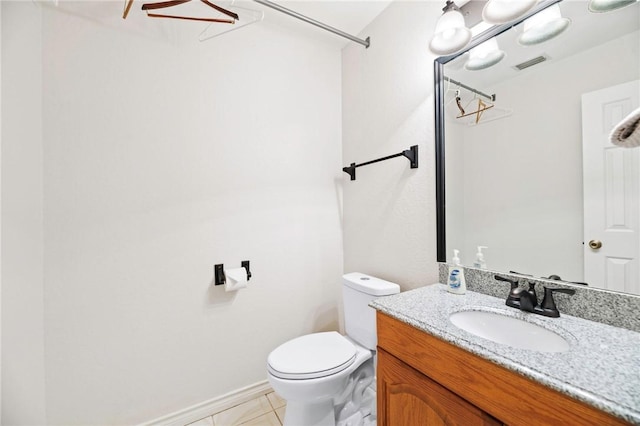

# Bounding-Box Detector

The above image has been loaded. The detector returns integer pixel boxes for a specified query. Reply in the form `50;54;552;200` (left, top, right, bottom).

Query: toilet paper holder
215;261;252;286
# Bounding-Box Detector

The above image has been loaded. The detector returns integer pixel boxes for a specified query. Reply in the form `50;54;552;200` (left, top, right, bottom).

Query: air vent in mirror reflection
513;55;549;71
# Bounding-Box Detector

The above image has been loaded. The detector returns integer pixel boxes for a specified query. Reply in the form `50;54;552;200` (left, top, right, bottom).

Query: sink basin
449;310;570;353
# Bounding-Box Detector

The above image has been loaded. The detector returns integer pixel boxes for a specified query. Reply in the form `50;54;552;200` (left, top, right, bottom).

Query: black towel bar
342;145;418;181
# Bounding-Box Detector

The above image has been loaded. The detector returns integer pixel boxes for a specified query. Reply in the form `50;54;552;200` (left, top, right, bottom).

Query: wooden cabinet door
377;348;501;426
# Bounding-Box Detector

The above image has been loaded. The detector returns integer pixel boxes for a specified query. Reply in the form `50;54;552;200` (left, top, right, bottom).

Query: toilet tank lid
342;273;400;296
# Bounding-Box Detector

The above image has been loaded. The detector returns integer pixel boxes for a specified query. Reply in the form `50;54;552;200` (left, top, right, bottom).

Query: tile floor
186;391;286;426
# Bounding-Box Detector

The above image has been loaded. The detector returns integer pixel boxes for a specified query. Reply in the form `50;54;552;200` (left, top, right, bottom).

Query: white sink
449;310;570;353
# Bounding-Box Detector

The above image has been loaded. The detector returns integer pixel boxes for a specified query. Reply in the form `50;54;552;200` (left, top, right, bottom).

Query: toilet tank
342;273;400;350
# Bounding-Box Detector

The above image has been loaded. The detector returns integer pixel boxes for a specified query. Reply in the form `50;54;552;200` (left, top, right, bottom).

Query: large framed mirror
435;0;640;295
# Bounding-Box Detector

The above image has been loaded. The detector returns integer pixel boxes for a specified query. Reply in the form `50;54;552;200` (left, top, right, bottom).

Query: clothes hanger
474;99;490;124
456;95;494;121
445;87;461;108
141;0;239;24
199;0;264;42
462;92;478;112
460;92;481;117
123;0;135;19
455;91;466;116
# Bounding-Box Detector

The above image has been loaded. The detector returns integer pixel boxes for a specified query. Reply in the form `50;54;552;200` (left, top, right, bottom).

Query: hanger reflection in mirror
199;0;264;42
140;0;239;24
457;97;494;124
444;84;466;115
454;90;465;116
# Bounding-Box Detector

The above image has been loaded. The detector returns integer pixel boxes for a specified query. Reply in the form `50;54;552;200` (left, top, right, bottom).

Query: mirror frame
434;0;562;262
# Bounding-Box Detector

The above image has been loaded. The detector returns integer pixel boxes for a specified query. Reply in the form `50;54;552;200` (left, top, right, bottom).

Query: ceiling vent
514;55;548;71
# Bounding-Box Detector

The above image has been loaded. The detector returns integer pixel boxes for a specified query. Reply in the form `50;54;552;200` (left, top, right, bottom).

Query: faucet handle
526;281;537;299
494;275;518;291
540;287;576;317
495;275;522;308
518;281;539;312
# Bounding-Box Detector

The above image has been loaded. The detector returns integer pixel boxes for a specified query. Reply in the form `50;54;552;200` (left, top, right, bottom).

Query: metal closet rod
251;0;370;48
444;76;496;102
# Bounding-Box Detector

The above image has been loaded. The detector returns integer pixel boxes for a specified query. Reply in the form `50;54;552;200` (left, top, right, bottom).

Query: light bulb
518;4;570;46
465;38;505;70
429;8;472;55
589;0;638;12
482;0;538;24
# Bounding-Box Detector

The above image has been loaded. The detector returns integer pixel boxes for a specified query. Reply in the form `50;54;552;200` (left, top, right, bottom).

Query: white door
582;80;640;294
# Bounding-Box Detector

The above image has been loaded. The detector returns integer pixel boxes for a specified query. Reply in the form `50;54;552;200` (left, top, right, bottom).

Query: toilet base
283;398;376;426
281;361;376;426
284;399;335;426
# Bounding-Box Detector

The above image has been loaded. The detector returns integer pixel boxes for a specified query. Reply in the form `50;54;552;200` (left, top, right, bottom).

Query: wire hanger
140;0;239;24
462;92;478;112
199;0;264;42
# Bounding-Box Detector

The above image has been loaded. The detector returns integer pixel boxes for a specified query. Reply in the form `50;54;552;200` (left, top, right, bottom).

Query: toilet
267;273;400;426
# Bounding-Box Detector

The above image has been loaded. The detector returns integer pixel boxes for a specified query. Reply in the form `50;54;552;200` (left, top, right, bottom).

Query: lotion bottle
473;246;488;269
447;249;466;295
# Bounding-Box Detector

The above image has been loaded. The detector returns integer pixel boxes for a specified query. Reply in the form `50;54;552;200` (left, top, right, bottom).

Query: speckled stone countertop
370;284;640;425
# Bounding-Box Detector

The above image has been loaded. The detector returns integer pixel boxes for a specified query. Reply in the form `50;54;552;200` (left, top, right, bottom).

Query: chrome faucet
495;275;576;318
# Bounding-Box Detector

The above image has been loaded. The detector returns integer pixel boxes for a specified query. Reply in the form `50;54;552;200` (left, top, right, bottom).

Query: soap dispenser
447;249;466;295
473;246;488;269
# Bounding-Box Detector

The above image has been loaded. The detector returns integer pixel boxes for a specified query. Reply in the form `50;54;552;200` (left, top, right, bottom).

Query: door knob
588;240;602;249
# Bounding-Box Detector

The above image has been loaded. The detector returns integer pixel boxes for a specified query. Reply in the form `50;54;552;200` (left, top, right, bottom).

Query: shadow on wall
204;279;239;307
202;280;339;331
334;177;344;229
310;303;339;333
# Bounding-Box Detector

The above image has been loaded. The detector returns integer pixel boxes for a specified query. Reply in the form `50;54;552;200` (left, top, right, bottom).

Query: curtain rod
251;0;370;48
444;76;495;102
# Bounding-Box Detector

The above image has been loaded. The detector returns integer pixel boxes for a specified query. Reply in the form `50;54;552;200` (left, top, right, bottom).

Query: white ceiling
44;0;393;48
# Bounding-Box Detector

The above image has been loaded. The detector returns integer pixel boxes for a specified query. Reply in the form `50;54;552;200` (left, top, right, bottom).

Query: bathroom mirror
435;0;640;295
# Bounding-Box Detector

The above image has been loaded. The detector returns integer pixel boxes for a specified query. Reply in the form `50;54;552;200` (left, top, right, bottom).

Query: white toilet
267;273;400;426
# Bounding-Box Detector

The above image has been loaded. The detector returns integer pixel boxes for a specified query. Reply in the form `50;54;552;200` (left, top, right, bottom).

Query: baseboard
139;380;273;426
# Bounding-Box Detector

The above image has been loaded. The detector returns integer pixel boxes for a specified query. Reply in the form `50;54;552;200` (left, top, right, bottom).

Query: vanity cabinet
376;312;630;426
378;348;501;425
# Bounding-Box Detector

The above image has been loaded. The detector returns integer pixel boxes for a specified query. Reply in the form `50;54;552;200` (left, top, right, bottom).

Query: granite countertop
370;284;640;425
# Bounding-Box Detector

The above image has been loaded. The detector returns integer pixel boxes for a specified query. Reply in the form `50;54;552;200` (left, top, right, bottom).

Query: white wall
341;1;441;290
0;2;3;421
1;2;47;424
444;119;464;260
447;30;640;281
3;2;344;424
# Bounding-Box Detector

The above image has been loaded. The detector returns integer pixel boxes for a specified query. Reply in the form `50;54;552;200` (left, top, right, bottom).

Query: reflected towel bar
343;145;418;181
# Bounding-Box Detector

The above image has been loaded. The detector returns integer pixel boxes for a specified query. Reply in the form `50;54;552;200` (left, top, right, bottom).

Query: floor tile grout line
216;394;275;426
266;394;276;411
237;409;281;426
265;392;286;411
186;391;283;426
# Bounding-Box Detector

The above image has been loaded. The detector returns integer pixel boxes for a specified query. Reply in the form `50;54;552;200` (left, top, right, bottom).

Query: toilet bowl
266;273;400;426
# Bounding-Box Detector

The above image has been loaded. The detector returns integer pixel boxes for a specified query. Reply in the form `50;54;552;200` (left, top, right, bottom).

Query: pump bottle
447;249;466;295
473;246;488;269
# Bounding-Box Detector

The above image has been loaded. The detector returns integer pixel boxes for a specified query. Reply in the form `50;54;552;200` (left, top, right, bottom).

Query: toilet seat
267;332;357;380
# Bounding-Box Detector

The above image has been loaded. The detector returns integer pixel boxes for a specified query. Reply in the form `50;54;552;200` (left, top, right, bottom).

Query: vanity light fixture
429;0;540;56
429;0;472;55
465;38;506;70
588;0;638;12
482;0;538;24
518;3;570;46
